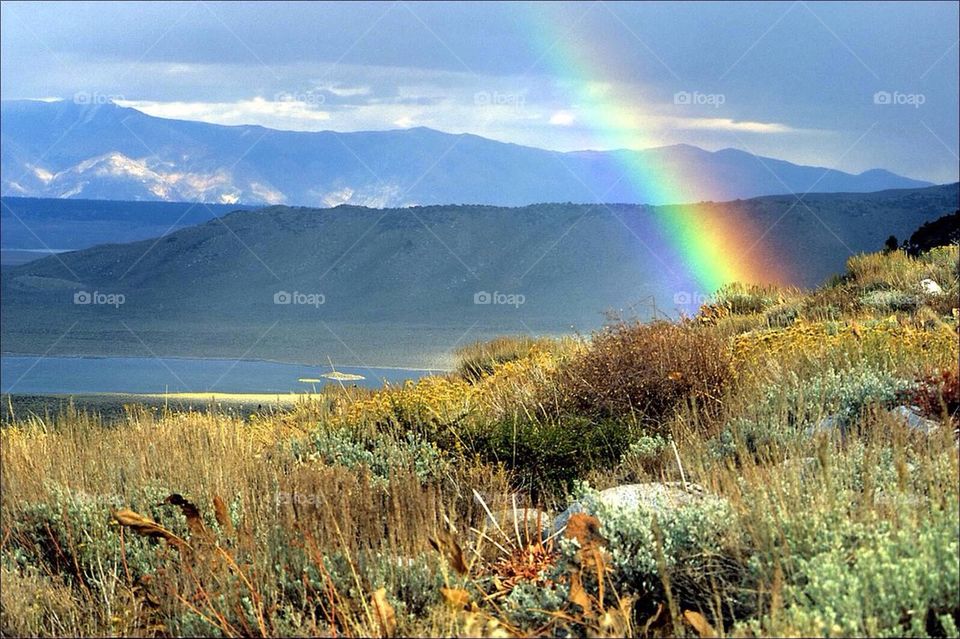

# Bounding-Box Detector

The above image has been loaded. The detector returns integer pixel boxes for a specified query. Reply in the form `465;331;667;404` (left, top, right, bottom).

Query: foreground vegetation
2;246;958;637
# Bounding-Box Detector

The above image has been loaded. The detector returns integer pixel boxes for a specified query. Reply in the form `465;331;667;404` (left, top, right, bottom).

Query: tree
883;235;899;253
904;211;960;256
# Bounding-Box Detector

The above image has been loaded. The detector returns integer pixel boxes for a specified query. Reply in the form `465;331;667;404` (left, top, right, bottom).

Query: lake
0;355;442;394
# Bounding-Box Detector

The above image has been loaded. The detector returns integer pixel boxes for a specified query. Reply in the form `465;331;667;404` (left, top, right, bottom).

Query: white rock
920;279;944;296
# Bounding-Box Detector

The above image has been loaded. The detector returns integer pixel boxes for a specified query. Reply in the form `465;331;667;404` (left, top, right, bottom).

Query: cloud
314;82;371;97
666;117;802;134
116;97;330;130
549;110;576;126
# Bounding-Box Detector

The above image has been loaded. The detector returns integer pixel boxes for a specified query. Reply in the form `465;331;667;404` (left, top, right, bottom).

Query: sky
1;1;958;183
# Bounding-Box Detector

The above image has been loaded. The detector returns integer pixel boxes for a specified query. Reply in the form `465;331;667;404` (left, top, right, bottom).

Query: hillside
0;197;249;265
2;183;956;367
1;100;933;207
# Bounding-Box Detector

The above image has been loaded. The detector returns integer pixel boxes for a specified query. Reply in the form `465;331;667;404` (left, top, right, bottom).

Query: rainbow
527;9;791;299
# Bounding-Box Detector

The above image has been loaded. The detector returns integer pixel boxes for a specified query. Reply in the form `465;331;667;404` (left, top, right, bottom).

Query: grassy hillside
2;245;957;637
2;184;957;367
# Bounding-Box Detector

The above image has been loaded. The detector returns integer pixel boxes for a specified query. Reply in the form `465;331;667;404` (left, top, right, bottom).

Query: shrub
713;282;783;315
558;321;733;431
569;483;753;626
291;428;449;488
713;363;917;461
860;289;920;313
472;415;634;502
499;581;568;629
764;301;801;328
744;503;959;637
801;364;916;429
345;376;473;435
620;433;672;478
732;318;959;377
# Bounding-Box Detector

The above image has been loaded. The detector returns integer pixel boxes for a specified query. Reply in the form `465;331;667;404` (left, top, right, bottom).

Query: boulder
919;279;944;296
809;407;941;438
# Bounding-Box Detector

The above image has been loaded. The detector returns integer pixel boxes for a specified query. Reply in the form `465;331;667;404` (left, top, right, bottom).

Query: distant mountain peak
1;99;934;207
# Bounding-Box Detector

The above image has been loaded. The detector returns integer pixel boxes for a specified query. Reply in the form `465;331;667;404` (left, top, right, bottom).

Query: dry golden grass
847;246;958;293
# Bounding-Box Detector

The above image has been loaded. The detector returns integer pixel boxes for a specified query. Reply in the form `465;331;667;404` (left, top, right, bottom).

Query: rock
889;405;940;434
919;279;944;296
808;407;941;438
553;482;709;534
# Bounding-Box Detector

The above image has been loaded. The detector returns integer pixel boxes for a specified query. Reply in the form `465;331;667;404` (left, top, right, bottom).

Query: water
0;355;442;394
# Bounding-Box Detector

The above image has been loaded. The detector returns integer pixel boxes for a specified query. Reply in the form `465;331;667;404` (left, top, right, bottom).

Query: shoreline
0;352;452;374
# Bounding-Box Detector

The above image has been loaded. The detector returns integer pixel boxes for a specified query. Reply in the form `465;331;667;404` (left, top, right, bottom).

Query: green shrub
500;581;568;629
741;502;959;637
860;289;921;313
471;415;634;501
291;428;449;488
764;301;801;328
801;364;916;428
568;483;753;624
620;433;672;477
712;363;916;462
714;282;782;315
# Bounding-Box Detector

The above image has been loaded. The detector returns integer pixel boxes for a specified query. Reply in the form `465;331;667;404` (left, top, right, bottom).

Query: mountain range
1;100;933;208
2;183;956;368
